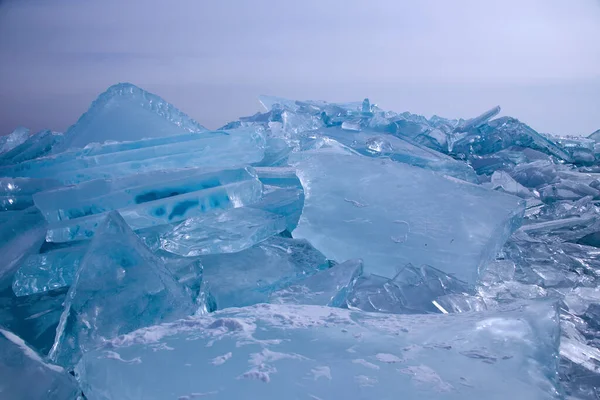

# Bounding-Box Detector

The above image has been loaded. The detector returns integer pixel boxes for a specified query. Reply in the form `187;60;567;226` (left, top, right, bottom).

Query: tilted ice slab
45;169;263;242
76;302;561;400
59;82;207;151
34;167;258;223
0;329;81;399
290;147;525;283
49;211;197;368
2;127;265;184
0;126;30;154
0;130;64;167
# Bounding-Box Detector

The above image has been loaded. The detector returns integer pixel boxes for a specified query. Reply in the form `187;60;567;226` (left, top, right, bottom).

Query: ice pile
0;83;598;399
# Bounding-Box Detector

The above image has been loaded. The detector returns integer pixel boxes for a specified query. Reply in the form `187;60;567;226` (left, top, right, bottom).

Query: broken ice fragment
76;301;561;400
49;211;197;368
200;236;329;309
454;106;501;133
45;171;262;242
0;130;65;167
269;259;363;307
0;329;81;399
60;82;207;151
0;126;29;154
291;147;524;283
487;171;534;198
160;207;287;257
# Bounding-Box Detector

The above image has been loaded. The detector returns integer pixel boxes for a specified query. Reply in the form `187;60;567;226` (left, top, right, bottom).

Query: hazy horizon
1;0;599;136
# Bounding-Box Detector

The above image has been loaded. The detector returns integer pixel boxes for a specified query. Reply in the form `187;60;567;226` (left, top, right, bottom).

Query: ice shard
1;127;265;184
76;302;561;400
49;211;197;368
200;236;329;309
454;106;501;133
0;177;62;211
59;83;207;151
269;259;363;307
160;207;286;257
290;147;525;283
45;169;263;242
0;126;29;154
0;329;81;399
0;130;65;167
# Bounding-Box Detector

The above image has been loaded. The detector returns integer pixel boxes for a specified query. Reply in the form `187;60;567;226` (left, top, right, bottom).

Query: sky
0;0;599;136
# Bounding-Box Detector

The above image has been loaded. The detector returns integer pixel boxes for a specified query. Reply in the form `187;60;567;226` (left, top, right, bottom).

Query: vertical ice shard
76;302;561;400
200;236;329;309
60;83;207;151
290;147;525;283
0;329;81;399
49;211;197;368
269;259;363;307
0;126;30;154
160;207;286;257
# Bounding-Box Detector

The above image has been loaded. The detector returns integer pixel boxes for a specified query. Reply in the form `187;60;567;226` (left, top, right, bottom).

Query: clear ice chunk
0;177;62;211
200;236;329;309
76;302;561;400
487;171;534;198
60;83;207;151
0;126;30;154
0;329;81;399
45;170;263;242
269;259;363;307
290;147;525;283
346;264;471;314
49;211;197;368
160;207;287;257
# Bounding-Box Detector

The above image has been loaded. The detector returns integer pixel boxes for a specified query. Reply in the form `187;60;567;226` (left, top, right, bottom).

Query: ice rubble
1;83;600;399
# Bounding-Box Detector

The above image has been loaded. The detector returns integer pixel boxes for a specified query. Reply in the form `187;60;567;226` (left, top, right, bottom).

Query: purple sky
0;0;599;136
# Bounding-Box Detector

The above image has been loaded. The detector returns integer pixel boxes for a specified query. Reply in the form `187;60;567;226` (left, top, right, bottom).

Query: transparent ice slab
290;147;525;283
0;126;30;154
76;301;561;400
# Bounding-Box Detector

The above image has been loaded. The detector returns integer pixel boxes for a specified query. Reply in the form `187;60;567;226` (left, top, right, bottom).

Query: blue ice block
0;130;65;167
200;236;329;309
290;147;525;284
0;126;29;154
75;301;561;400
49;211;197;368
45;173;263;242
34;167;258;223
59;82;207;151
269;259;363;307
0;329;81;399
160;207;286;257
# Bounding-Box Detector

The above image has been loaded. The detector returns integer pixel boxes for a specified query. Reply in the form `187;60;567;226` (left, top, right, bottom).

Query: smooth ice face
0;329;81;399
49;211;197;368
269;259;363;307
76;302;560;400
160;207;286;257
200;236;329;309
290;148;525;283
61;83;207;150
